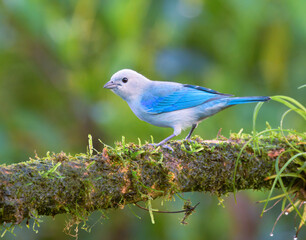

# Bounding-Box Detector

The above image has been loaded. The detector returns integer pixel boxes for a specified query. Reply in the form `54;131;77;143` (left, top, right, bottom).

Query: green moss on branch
0;134;304;225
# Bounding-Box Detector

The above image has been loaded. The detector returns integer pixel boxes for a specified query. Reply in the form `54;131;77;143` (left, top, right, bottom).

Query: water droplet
285;211;289;215
270;233;274;237
293;237;297;240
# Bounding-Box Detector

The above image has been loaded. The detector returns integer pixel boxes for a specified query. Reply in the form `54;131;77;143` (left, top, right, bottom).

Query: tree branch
0;134;304;225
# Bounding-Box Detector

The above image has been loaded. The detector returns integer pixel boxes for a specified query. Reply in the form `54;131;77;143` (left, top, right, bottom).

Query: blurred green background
0;0;305;239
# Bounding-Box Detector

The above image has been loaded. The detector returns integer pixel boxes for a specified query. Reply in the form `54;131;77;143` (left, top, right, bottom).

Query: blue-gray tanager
104;69;270;146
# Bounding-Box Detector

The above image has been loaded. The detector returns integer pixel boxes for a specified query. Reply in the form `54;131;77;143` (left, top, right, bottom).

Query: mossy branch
0;134;304;225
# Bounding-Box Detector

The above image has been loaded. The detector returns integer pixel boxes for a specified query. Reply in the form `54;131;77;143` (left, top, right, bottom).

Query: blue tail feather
227;96;270;105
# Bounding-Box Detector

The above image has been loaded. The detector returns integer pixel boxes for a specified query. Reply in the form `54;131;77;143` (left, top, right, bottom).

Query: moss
0;133;304;235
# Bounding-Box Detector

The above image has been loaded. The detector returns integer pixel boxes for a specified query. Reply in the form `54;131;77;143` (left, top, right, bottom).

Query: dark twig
134;202;200;214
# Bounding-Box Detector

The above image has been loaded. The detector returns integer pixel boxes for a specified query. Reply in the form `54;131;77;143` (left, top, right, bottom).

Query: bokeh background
0;0;305;239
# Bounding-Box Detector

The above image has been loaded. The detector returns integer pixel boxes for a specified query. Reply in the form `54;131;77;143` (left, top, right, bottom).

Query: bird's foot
148;143;174;152
161;144;174;151
184;138;196;144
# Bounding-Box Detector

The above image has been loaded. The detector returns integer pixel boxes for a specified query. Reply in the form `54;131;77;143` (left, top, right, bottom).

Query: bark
0;134;304;225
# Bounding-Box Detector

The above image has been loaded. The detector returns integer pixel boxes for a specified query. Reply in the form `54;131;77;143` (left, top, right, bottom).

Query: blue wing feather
141;83;231;114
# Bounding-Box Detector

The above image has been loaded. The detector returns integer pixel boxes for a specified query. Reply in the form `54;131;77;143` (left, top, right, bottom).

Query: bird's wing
140;83;232;114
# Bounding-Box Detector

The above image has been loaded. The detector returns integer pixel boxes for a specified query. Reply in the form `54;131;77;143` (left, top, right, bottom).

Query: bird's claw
160;144;174;151
148;143;174;151
184;138;196;144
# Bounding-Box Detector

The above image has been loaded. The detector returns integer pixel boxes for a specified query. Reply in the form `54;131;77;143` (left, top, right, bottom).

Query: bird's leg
185;123;198;140
149;129;181;151
156;133;177;147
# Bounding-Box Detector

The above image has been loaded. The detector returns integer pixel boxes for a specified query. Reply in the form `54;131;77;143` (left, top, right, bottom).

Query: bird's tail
227;96;270;105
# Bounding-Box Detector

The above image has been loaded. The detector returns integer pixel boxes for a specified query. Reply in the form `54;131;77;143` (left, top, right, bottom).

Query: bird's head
104;69;150;101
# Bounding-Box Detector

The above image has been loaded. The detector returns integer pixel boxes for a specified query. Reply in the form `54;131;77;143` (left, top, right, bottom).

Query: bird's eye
122;77;128;83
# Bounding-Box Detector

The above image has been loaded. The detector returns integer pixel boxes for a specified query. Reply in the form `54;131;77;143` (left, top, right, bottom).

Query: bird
104;69;270;147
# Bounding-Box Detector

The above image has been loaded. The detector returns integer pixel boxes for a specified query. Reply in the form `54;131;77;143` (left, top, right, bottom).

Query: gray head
104;69;151;101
